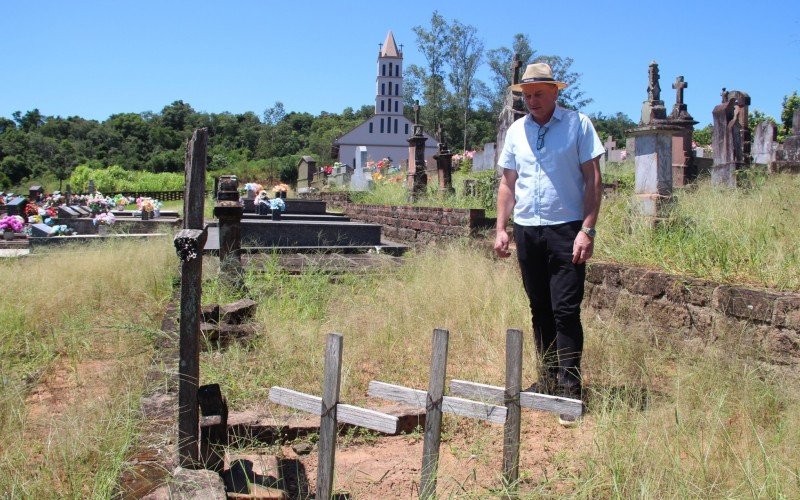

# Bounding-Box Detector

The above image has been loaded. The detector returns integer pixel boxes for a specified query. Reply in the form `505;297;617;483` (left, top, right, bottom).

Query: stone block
201;304;220;324
220;298;258;324
30;223;55;237
586;264;604;284
142;467;226;500
643;300;691;329
632;194;673;218
600;263;625;287
773;295;800;329
714;286;780;323
613;290;649;321
686;304;713;333
664;277;716;307
761;329;800;365
620;268;669;298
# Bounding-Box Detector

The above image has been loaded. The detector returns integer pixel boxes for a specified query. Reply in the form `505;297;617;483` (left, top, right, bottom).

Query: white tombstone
350;146;369;191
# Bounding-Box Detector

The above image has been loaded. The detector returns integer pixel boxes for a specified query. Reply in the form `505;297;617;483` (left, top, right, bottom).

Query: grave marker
712;99;741;187
667;75;698;186
407;101;428;201
30;223;55;237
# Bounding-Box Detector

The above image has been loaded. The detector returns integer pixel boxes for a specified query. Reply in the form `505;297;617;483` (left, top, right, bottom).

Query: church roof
380;30;400;58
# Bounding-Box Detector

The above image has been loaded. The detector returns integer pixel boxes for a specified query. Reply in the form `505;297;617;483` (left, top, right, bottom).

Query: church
333;31;438;168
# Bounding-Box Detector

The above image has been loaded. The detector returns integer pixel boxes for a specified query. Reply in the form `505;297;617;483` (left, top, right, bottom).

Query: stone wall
301;192;490;245
585;262;800;365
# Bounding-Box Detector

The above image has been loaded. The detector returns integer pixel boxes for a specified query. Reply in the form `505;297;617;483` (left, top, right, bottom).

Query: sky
2;0;799;129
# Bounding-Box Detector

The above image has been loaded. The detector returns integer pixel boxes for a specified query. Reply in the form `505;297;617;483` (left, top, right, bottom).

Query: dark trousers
514;221;585;388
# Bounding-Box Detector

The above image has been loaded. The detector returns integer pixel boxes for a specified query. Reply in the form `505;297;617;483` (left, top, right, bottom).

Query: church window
382;64;385;76
369;122;373;133
396;64;400;75
381;83;385;95
394;100;398;113
394;118;398;134
380;118;384;133
388;98;392;112
381;100;385;112
389;63;392;76
395;83;399;95
405;123;409;135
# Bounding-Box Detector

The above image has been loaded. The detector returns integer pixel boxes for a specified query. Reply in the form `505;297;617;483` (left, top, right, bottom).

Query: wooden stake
502;329;523;494
183;128;207;230
317;333;343;500
420;328;449;500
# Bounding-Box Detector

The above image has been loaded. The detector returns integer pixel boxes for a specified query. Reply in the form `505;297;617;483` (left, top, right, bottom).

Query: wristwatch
580;226;597;238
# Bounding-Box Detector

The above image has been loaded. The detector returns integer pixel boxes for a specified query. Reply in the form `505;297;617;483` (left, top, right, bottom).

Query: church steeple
376;30;403;120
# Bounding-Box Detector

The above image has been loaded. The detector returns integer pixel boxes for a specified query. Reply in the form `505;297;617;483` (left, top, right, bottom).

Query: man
494;63;604;426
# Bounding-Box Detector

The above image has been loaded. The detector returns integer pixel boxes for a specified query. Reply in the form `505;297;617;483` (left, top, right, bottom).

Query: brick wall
302;192;491;245
585;262;800;365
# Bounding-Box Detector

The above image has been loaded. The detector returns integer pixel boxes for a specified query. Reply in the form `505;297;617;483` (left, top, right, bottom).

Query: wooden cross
512;53;522;85
672;76;687;105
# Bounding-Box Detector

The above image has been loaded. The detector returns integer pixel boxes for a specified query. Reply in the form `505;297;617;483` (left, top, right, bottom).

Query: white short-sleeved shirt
498;106;604;226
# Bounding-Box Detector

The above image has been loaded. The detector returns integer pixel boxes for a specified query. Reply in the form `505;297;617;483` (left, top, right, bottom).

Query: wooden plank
367;381;507;425
502;329;523;493
268;387;399;434
184;128;207;230
317;333;343;500
448;380;583;418
421;328;448;500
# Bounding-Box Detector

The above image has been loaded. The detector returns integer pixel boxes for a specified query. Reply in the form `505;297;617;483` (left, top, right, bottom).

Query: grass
0;237;176;498
199;241;800;497
596;170;800;291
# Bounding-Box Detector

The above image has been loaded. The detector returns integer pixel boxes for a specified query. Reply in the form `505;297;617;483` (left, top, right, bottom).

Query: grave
711;98;742;187
494;53;527;173
723;88;752;165
57;206;79;219
296;155;318;192
470;143;495;172
774;108;800;173
631;62;681;223
30;223;55;237
407;101;428;201
350;146;370;191
753;121;778;167
29;185;44;202
5;197;27;217
667;76;698;187
433;133;454;195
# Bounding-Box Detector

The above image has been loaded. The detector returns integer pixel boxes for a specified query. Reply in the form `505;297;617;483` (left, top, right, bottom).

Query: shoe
558;413;580;427
522;379;556;395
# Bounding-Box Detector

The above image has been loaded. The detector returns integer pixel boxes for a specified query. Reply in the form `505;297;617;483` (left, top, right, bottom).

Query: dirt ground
227;409;594;498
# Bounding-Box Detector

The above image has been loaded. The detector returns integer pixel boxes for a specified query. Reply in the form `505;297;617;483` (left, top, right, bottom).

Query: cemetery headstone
65;184;72;205
297;155;318;192
667;75;698;187
29;185;44;202
752;121;778;167
631;62;681;224
6;197;27;217
30;223;55;237
350;146;369;191
711;98;742;187
88;180;95;195
774;108;800;173
407;101;428;201
213;175;244;286
57;206;79;219
433;135;454;195
726;90;752;165
494;54;528;173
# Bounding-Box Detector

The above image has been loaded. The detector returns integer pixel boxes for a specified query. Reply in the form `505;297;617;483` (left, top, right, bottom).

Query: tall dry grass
0;238;176;498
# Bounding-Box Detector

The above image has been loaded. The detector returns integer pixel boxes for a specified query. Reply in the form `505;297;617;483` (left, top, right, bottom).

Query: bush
67;164;212;192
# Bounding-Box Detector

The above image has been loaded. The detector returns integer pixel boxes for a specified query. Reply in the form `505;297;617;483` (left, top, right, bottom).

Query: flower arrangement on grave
268;197;286;212
93;212;116;226
28;214;42;224
43;191;63;208
137;197;155;213
0;215;24;233
51;225;76;236
256;190;270;204
272;183;289;193
87;193;110;214
244;183;263;197
112;194;130;209
25;203;39;216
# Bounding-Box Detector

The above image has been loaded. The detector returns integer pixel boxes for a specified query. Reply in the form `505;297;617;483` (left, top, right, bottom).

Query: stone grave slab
31;223;55;237
5;197;27;217
58;206;79;219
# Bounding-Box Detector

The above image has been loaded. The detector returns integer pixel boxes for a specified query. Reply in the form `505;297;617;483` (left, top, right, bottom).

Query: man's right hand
494;229;511;258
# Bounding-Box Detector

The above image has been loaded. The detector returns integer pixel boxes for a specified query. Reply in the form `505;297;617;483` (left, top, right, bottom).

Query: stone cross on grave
721;87;729;103
512;53;522;85
413;100;420;124
673;76;687;106
436;123;444;143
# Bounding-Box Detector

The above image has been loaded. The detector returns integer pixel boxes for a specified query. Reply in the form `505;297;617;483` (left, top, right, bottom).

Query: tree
447;20;484;152
409;11;451;130
52;140;78;190
13;109;45;132
589;112;636;147
0;118;16;134
780;91;799;141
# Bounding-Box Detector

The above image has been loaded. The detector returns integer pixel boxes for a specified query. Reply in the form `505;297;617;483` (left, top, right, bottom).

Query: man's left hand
572;231;594;264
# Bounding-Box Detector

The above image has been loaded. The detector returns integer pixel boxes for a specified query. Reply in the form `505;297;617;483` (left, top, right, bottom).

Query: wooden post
184;128;207;230
174;228;207;467
317;333;343;500
420;328;449;499
502;329;523;494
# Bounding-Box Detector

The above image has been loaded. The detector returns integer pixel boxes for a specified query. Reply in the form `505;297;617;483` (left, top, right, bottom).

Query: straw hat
509;63;568;91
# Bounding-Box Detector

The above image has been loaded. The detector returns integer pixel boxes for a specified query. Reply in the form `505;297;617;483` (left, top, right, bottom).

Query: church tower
375;30;403;134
